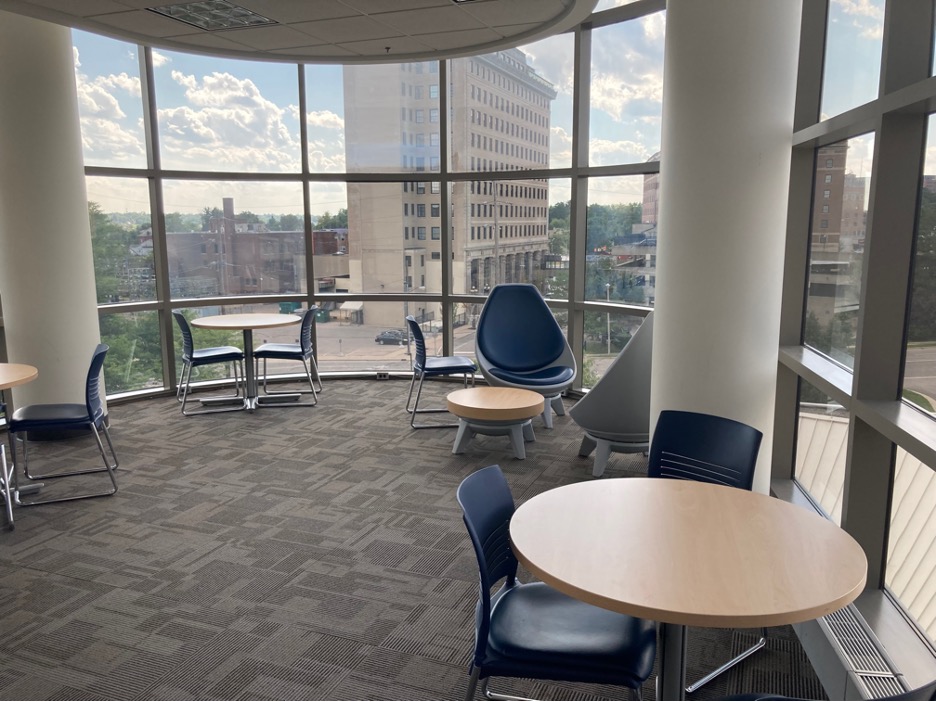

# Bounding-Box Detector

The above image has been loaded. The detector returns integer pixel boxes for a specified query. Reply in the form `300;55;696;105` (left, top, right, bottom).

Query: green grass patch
903;389;934;412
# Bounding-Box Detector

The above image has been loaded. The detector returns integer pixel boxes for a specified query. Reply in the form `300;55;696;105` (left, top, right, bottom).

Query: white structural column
0;12;102;406
651;1;802;493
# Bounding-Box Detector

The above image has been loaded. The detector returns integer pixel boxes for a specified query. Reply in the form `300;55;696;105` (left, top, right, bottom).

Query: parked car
375;329;408;345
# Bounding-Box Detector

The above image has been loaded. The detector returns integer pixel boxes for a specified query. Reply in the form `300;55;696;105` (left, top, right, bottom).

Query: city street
903;345;936;405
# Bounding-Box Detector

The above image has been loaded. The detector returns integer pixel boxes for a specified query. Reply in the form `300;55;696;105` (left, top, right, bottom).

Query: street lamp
605;282;611;355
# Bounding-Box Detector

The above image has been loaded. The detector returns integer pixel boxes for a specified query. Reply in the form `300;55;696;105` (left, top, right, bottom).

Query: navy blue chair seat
457;464;656;699
405;315;475;429
173;311;245;416
253;307;321;405
6;344;118;523
487;365;575;387
474;284;576;429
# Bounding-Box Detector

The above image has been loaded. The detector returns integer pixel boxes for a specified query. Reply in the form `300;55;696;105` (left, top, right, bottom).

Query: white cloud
307;110;344;130
589;138;655;166
151;50;170;67
589;70;663;123
834;0;884;40
158;70;301;172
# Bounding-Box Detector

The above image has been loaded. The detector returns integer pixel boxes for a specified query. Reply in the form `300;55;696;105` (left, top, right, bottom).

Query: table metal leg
658;622;687;701
243;329;257;411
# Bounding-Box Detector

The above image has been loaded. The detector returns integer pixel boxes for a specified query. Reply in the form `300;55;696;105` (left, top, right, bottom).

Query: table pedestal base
452;418;536;459
659;622;688;701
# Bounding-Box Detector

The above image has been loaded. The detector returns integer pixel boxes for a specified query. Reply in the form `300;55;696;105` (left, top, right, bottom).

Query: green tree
238;210;261;224
318;208;348;229
164;212;186;232
89;201;139;303
201;206;222;231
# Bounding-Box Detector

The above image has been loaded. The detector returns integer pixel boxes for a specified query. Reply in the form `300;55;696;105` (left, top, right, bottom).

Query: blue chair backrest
456;465;519;660
476;284;566;371
299;306;317;355
648;410;762;490
405;316;427;372
85;343;109;424
172;311;194;361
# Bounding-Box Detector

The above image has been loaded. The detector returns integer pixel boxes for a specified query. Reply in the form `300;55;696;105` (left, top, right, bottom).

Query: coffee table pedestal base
452;418;536;459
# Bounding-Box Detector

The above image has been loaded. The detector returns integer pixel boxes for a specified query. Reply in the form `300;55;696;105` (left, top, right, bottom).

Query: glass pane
317;301;417;374
173;304;263;385
904;114;936;412
582;310;645;388
803;135;873;368
449;46;559;173
163;181;305;299
452;178;568;300
795;379;848;525
87;177;155;304
585;175;655;305
886;450;936;646
820;0;884;120
589;12;664;166
341;61;441;174
100;311;164;394
73;31;146;168
304;64;347;173
594;0;641;10
154;51;300;172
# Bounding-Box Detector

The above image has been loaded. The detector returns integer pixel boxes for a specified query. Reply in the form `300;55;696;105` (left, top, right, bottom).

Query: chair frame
173;311;246;416
7;344;119;516
649;409;764;694
404;315;476;428
253;307;322;406
458;464;655;701
474;284;575;429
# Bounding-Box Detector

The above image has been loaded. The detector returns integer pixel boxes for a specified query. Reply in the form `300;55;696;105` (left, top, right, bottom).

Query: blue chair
7;344;118;515
570;312;653;477
404;315;476;429
253;307;322;406
474;284;575;429
649;409;764;694
173;311;245;416
457;465;657;700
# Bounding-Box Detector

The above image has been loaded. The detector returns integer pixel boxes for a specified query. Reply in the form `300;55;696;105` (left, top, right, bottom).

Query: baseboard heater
803;604;908;699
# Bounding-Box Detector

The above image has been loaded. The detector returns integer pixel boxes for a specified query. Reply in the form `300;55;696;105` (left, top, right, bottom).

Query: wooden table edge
0;363;39;390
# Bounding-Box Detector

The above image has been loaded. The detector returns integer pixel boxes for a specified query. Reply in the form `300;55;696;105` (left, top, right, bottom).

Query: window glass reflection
820;0;884;120
795;379;848;525
154;51;300;172
803;135;873;368
904;114;936;413
73;31;146;168
589;13;664;166
87;177;155;304
582;311;645;388
449;43;561;172
162;181;305;298
585;175;655;306
100;311;163;394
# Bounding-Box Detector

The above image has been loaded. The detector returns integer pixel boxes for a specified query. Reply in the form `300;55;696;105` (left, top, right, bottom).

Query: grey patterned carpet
0;378;827;701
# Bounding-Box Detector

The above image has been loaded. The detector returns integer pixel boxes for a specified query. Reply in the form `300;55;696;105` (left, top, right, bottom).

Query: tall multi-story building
343;49;556;327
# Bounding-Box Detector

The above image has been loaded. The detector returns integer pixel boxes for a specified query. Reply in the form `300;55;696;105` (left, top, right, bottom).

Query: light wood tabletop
509;477;868;699
190;313;301;411
190;313;300;332
446;387;544;422
0;363;38;391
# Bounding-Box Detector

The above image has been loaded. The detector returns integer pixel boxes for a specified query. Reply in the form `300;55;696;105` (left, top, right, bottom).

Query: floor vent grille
821;605;906;699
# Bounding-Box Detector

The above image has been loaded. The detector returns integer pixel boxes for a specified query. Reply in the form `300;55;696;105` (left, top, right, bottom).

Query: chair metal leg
465;666;480;700
1;446;14;530
481;677;529;701
256;358;319;404
179;359;247;416
406;371;472;429
685;628;767;694
13;423;119;505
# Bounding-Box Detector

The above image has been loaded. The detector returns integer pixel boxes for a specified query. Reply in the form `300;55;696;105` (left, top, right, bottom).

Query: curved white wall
0;12;102;406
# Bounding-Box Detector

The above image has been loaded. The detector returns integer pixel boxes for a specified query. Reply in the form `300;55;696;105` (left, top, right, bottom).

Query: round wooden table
446;387;544;459
192;313;301;411
509;478;868;700
0;363;38;528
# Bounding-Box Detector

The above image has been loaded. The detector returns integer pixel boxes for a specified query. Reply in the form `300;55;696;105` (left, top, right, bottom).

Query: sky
75;1;892;215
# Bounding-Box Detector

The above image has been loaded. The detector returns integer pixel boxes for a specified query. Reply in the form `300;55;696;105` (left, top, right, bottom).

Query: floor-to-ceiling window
778;0;936;678
75;1;663;395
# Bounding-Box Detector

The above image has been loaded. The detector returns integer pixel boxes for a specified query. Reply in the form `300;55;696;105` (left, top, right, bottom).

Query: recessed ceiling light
147;1;277;31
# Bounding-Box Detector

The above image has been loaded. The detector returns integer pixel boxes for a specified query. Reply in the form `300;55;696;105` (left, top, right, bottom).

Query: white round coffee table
446;387;545;460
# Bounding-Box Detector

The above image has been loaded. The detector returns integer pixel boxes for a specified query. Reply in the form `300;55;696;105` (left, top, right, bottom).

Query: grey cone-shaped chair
569;311;653;477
